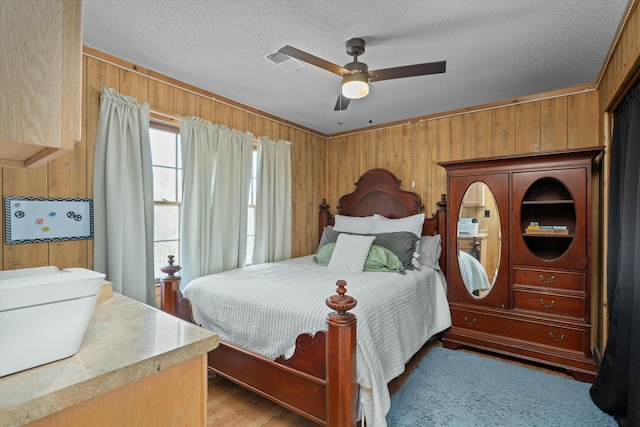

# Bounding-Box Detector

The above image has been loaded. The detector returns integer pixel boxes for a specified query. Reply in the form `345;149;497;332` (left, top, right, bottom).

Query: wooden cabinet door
0;0;82;168
447;173;509;308
511;168;588;270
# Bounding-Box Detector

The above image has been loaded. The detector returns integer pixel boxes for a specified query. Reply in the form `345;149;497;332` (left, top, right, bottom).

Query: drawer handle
539;299;556;309
549;332;565;343
539;274;556;285
464;316;477;326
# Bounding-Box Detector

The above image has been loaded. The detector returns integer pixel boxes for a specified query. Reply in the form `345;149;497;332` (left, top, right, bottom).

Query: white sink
0;266;105;376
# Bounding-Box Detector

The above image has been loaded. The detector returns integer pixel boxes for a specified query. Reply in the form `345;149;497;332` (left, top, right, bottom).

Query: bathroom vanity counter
0;293;218;426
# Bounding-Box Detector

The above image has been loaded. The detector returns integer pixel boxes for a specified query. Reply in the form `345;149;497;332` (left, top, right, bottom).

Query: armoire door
447;173;509;308
511;168;588;270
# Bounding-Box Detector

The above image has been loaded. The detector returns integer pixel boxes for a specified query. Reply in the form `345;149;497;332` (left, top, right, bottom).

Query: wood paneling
173;87;196;117
195;95;216;123
323;89;602;221
568;91;599;148
541;97;568;151
599;1;640;112
492;106;516;156
149;79;174;112
515;101;541;153
470;110;493;159
1;48;325;271
594;0;640;355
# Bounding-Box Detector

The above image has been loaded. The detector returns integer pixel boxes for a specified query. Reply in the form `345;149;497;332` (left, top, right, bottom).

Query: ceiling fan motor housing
343;61;368;74
345;37;366;57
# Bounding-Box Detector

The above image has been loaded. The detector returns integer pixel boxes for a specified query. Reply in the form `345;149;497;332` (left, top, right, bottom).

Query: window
150;123;256;273
150;123;181;279
246;149;257;265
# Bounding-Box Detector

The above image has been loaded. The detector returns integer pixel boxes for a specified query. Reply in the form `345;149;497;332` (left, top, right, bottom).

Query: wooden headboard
319;168;447;271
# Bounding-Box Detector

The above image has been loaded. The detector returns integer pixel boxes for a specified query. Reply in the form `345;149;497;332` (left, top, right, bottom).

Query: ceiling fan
279;38;446;111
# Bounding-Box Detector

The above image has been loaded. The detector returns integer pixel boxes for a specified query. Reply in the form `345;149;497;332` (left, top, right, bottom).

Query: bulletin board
4;197;94;244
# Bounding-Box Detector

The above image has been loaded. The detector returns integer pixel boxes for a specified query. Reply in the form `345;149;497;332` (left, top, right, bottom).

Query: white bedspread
184;255;451;427
458;250;491;293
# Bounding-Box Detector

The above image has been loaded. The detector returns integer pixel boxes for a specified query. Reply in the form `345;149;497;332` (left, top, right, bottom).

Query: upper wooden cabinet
0;0;82;168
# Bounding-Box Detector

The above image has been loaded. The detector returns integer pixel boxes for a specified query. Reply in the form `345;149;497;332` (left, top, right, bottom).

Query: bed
159;168;450;427
458;249;491;294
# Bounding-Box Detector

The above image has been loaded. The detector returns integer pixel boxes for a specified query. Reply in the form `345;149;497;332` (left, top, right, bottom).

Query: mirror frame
447;174;509;307
456;182;501;299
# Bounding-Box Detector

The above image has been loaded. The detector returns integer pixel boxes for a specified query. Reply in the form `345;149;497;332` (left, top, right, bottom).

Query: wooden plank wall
323;90;600;219
0;48;326;271
593;0;640;356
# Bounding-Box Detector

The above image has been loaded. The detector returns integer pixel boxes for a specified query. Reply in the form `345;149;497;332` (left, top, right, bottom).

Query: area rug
386;347;616;426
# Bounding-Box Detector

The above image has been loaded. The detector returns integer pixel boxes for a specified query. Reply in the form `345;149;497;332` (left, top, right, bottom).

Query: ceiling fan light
342;72;369;99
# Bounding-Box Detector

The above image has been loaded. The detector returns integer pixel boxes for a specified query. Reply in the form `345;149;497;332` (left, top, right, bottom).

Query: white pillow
418;234;442;271
372;213;425;238
327;234;376;273
333;214;374;234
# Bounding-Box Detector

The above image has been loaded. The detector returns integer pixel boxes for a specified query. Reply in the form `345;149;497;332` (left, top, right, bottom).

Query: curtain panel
179;117;253;286
252;137;292;264
590;80;640;427
93;87;155;305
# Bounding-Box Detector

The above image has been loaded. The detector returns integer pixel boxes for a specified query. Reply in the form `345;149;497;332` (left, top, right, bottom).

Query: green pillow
313;243;406;275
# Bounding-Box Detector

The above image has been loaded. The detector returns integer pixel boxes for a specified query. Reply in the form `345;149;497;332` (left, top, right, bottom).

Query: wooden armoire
439;147;603;382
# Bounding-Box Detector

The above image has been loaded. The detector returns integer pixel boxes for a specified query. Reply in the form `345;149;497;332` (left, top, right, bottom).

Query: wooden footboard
159;256;357;426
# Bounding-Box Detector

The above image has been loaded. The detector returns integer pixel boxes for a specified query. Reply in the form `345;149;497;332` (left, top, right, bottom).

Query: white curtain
93;87;154;305
179;117;253;286
252;137;292;264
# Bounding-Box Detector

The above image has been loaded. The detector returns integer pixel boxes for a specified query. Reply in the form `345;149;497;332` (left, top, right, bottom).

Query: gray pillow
317;229;419;270
316;225;334;253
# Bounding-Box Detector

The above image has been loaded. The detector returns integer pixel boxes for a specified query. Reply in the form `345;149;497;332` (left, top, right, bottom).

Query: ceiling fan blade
279;45;348;76
369;60;446;82
334;93;351;111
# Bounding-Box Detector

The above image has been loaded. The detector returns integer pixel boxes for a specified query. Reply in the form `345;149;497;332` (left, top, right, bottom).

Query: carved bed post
319;198;333;239
325;280;358;427
160;255;182;315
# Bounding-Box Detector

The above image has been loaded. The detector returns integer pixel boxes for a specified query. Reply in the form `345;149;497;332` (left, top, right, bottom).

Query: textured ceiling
82;0;630;135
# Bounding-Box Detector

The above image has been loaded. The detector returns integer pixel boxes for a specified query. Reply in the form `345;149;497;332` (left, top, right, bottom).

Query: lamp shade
341;72;369;99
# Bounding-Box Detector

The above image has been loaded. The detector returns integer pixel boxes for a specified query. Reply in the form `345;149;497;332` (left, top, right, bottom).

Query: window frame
149;121;182;282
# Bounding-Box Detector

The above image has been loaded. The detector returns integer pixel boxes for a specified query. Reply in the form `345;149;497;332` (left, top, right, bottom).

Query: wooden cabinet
439;147;603;382
0;0;82;168
461;181;485;206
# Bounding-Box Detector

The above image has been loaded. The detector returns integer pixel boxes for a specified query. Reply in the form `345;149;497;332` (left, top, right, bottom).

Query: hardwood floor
206;374;319;426
206;338;574;426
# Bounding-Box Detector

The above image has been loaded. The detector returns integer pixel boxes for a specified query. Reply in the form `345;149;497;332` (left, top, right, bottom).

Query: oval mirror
457;182;501;299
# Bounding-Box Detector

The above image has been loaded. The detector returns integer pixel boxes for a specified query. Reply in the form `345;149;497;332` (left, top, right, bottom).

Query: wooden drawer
513;268;585;292
513;289;587;320
450;307;588;354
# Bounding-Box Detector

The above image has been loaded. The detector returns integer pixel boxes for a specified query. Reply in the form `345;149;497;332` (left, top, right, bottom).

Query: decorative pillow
327;234;376;273
313;243;336;265
418;234;442;271
333;214;374;234
314;243;406;275
315;225;334;253
372;213;425;238
315;228;418;270
365;244;406;274
369;231;419;270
